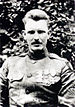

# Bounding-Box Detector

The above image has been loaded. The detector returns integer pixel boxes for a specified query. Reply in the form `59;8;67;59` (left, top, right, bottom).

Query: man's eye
28;31;35;34
38;30;45;34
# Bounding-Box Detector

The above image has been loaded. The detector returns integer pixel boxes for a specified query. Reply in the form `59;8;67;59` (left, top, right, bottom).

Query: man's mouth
31;42;42;46
33;44;41;47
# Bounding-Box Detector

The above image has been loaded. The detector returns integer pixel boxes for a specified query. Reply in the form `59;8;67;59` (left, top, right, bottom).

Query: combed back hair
22;9;50;28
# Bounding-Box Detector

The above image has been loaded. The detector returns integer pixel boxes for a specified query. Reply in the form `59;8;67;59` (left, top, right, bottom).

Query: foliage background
0;0;75;69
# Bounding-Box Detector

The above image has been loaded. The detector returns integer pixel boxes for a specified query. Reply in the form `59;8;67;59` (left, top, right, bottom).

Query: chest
7;58;61;88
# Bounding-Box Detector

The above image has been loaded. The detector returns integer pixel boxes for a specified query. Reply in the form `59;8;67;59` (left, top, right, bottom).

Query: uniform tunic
0;53;75;107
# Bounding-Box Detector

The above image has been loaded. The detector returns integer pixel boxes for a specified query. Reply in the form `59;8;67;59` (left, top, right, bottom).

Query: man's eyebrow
37;30;46;34
27;30;35;34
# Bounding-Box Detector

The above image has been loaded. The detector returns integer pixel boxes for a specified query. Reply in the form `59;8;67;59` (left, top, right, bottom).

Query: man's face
24;19;49;53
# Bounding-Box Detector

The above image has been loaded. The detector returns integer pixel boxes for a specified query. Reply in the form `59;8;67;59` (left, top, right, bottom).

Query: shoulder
49;53;67;62
49;53;67;61
3;53;27;67
48;53;73;70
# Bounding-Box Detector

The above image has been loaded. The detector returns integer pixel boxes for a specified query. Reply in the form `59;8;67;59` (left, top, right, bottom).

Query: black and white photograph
0;0;75;107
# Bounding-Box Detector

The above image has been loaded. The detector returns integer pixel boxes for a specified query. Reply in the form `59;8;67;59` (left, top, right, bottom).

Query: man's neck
28;50;48;60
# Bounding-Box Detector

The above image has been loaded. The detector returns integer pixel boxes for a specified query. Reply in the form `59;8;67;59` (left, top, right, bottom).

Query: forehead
25;19;48;31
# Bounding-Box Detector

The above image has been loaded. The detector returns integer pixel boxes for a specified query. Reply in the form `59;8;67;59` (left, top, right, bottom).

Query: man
0;9;75;107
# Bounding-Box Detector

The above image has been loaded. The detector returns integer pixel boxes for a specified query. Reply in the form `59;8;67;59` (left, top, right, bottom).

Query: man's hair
22;9;50;28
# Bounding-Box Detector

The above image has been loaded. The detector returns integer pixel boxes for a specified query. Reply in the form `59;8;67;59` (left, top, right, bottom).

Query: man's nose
34;32;39;40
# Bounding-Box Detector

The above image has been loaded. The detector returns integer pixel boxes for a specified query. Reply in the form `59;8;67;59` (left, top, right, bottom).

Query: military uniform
0;53;75;107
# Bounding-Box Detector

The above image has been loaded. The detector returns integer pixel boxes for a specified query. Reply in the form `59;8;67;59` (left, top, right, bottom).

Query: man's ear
47;31;50;39
22;30;26;40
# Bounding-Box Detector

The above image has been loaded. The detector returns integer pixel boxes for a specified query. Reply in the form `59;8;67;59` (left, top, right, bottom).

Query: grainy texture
0;0;75;69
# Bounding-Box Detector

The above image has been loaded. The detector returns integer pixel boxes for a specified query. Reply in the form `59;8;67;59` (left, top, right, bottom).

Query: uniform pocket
7;72;24;83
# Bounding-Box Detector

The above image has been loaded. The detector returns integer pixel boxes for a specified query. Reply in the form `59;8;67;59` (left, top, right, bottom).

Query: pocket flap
7;71;24;82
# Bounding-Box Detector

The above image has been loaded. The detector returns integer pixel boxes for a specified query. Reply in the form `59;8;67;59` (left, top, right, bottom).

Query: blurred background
0;0;75;69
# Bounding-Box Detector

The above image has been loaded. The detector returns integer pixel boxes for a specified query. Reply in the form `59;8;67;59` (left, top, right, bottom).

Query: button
27;73;32;78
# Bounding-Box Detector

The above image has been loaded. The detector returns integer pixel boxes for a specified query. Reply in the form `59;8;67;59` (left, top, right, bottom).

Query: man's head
22;9;50;54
